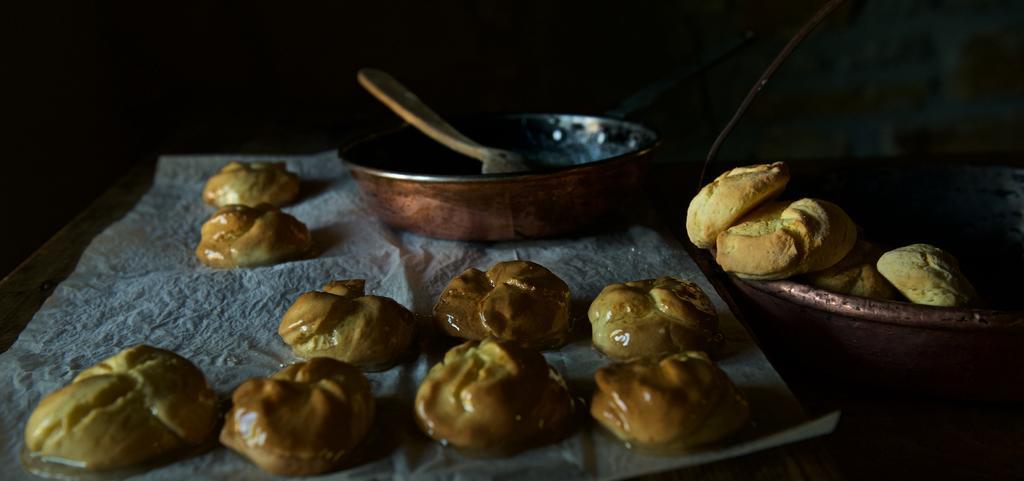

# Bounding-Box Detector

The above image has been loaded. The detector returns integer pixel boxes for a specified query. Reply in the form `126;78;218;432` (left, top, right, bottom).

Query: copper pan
339;113;659;240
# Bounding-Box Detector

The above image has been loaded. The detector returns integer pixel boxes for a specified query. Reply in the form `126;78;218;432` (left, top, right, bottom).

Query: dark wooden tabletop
2;158;1020;481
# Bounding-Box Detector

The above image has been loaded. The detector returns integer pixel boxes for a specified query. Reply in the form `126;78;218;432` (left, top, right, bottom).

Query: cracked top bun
686;162;789;249
24;345;218;470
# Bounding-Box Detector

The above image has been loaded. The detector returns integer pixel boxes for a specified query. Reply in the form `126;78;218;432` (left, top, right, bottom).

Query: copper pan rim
733;275;1024;333
338;112;660;183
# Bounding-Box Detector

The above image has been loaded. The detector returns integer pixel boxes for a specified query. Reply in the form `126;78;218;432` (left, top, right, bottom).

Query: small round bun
433;260;571;349
279;280;416;370
686;162;790;249
589;276;722;361
804;240;898;300
715;198;857;280
220;358;374;476
203;161;300;207
876;244;976;307
196;204;311;268
24;345;218;470
591;351;749;450
414;339;577;454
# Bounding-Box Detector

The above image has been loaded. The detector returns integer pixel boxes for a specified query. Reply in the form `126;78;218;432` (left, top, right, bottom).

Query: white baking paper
0;151;838;480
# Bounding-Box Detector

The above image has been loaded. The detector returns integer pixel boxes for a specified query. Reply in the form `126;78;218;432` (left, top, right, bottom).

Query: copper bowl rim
732;275;1024;332
338;112;660;183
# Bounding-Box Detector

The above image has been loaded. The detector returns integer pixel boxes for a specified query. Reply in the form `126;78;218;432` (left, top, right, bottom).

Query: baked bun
877;244;976;307
279;280;416;371
414;339;577;454
203;161;300;207
220;358;374;475
804;240;899;300
715;198;857;280
686;162;789;249
591;351;749;450
196;203;312;268
588;276;722;361
24;345;218;470
433;260;571;349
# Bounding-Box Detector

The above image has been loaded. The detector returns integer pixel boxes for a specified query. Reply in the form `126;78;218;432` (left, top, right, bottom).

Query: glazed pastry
414;339;576;454
220;358;374;475
876;244;976;307
686;162;789;249
804;240;899;300
203;161;300;207
588;276;723;361
591;351;749;450
433;260;571;349
196;203;312;268
279;280;415;371
24;345;218;470
715;198;857;280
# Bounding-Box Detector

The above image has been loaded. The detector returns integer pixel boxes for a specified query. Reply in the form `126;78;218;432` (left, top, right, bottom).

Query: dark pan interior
342;113;658;176
788;163;1024;310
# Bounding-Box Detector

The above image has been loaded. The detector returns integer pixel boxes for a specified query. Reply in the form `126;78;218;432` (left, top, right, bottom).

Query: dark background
5;0;1023;278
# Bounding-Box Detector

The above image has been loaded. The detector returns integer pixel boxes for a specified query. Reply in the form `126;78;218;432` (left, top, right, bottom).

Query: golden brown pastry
203;161;300;207
715;198;857;280
804;240;899;300
24;345;218;470
433;260;571;349
876;244;977;307
588;276;722;361
220;358;374;476
686;162;790;249
414;339;577;454
196;203;312;268
279;279;416;370
591;351;749;450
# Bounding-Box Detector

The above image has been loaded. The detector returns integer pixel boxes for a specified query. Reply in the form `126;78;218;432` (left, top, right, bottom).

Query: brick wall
673;0;1024;163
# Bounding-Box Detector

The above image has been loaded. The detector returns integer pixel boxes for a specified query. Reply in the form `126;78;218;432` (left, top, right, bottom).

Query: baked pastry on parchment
433;260;571;349
220;358;374;475
414;338;577;454
715;198;857;280
279;279;416;370
196;203;311;268
591;351;749;450
686;162;789;249
24;345;218;470
877;243;976;307
203;161;300;208
589;276;722;361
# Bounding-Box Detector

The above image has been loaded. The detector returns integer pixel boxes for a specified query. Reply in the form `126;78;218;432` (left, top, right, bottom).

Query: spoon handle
358;68;489;162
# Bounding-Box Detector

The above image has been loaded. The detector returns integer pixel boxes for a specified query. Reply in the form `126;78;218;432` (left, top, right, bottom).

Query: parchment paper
0;151;838;481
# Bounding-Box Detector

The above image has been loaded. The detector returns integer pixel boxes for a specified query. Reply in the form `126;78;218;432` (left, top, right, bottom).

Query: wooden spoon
357;68;530;174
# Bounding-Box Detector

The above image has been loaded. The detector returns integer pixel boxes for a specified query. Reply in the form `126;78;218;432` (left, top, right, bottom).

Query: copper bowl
719;160;1024;400
729;276;1024;400
339;113;659;240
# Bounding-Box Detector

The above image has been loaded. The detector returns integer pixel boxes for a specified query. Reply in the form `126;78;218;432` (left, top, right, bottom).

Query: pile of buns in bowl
22;161;755;477
686;162;977;307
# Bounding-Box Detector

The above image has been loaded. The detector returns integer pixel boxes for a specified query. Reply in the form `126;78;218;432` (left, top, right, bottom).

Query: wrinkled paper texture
0;152;837;480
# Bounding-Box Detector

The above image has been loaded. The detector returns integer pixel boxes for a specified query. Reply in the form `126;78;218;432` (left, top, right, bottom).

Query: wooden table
2;159;1020;481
